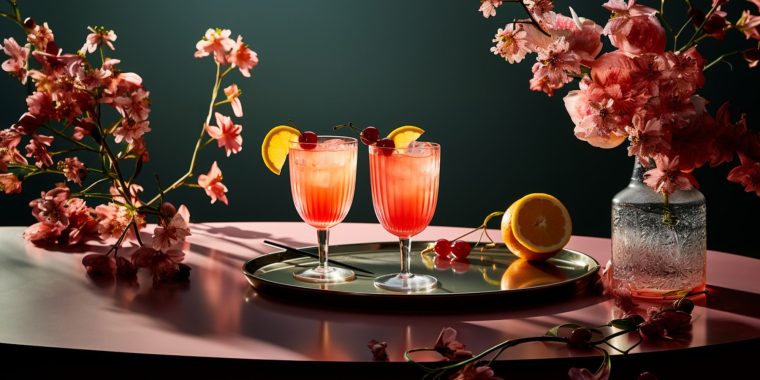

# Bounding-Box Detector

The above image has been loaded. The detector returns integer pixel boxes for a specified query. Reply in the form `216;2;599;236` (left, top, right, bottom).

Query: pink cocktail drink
369;142;440;292
289;136;357;283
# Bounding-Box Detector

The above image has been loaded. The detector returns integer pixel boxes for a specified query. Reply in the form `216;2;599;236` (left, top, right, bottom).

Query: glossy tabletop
1;222;759;363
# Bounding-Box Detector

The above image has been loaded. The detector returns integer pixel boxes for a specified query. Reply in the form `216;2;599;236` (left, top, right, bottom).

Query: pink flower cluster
483;0;760;196
1;4;258;287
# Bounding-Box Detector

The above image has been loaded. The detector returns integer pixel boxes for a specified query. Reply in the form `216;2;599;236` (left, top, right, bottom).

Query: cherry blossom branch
516;0;550;36
679;2;720;52
144;62;227;207
704;50;741;70
40;125;98;153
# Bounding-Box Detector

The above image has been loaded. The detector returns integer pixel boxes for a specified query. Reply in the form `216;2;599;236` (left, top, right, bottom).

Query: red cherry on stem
434;239;451;257
298;131;318;150
451;241;471;260
375;138;395;156
360;126;379;146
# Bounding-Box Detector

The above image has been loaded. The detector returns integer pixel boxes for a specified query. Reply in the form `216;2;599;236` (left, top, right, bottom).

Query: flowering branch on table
480;0;760;199
370;289;704;380
0;1;258;284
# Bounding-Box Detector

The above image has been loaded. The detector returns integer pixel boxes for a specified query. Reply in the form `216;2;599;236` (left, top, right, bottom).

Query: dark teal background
1;1;758;257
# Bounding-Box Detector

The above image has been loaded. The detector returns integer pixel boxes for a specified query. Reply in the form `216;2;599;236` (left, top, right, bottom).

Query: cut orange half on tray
261;125;300;175
387;125;424;148
501;193;572;261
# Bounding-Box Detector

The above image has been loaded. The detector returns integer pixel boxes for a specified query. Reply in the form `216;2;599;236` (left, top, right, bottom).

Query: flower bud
160;202;177;218
673;298;694;314
23;17;35;29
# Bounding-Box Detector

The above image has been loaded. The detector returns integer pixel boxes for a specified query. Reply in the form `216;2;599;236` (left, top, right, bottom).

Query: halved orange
500;259;567;290
387;125;424;148
501;193;572;261
261;125;300;175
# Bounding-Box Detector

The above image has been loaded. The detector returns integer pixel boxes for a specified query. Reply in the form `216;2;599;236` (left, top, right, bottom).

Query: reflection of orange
501;193;572;261
500;258;567;290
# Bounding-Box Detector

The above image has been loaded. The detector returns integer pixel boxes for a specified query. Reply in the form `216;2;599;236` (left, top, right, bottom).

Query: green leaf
609;319;638;330
545;323;581;337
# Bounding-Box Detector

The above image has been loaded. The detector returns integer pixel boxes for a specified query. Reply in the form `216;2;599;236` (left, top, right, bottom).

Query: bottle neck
630;159;647;184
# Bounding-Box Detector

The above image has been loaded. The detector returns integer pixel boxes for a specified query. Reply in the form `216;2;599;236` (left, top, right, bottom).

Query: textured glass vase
611;160;706;299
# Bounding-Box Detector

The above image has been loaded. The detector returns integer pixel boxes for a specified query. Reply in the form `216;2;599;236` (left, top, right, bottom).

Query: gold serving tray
243;242;600;309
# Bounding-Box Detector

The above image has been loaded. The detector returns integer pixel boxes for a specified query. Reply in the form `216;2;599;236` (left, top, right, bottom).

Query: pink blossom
73;117;96;141
113;118;151;144
64;197;98;245
229;35;259;77
0;128;26;171
131;246;186;282
152;205;191;252
530;38;581;96
224;84;243;117
0;173;22;194
198;161;228;205
206;112;243;156
568;364;610;380
490;24;530;64
25;134;54;168
194;28;235;64
643;156;698;194
450;363;503;380
573;98;628;148
728;154;760;196
13;113;43;136
26;187;71;239
59;157;87;185
81;26;117;53
626;114;670;161
127;137;150;162
2;37;29;84
702;8;731;40
737;10;760;40
94;203;145;241
526;0;554;17
751;0;760;12
478;0;502;18
26;92;54;121
366;339;389;361
27;22;54;51
602;0;665;54
82;254;116;277
743;47;760;68
545;10;603;65
113;88;151;121
109;183;144;205
433;327;473;362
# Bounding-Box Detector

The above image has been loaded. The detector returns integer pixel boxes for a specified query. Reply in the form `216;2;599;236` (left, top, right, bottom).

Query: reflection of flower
1;2;257;287
481;0;760;197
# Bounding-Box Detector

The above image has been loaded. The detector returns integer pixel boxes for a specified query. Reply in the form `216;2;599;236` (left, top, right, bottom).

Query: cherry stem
333;122;360;134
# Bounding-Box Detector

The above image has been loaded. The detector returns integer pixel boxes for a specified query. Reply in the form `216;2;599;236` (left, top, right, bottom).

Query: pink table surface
0;222;758;363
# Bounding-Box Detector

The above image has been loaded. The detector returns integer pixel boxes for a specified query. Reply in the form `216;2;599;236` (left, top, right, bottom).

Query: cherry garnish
360;126;379;146
298;131;318;150
375;138;395;156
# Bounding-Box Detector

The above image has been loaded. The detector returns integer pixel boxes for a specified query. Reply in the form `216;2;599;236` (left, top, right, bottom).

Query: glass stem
317;229;329;271
399;237;412;278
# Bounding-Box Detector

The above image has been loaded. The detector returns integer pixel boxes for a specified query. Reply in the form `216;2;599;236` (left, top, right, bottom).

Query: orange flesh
513;198;568;248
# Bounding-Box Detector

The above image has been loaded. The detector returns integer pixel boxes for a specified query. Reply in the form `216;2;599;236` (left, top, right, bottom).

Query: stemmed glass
369;142;441;292
289;136;357;283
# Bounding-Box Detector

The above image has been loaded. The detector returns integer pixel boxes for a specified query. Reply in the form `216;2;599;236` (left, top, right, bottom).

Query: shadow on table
704;285;760;319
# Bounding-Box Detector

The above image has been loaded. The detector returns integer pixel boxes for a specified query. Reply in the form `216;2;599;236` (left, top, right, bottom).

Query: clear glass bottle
611;160;706;299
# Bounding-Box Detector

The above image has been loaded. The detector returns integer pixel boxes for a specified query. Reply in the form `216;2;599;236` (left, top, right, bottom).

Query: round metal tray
243;242;600;309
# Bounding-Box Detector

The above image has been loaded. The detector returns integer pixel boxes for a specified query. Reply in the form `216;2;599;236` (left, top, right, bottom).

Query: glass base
624;282;706;300
374;273;438;293
293;266;355;284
